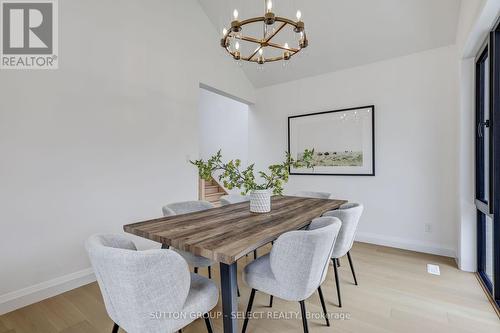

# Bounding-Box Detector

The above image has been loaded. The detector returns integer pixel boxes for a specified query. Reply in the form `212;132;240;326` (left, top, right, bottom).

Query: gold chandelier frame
220;4;308;64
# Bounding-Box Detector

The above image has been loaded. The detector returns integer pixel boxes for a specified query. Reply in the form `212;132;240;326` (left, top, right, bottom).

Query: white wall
457;56;478;272
0;0;254;314
199;88;249;167
249;45;459;257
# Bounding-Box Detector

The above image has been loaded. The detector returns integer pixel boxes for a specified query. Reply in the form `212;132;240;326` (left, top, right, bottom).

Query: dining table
124;195;347;333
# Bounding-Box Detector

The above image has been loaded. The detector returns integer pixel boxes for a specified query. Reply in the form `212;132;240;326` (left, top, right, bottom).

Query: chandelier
220;0;308;66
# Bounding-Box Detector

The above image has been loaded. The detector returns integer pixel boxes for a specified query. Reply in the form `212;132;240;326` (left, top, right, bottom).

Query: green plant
190;149;314;195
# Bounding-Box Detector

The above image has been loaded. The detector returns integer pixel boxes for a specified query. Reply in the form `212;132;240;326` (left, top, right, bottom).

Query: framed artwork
288;105;375;176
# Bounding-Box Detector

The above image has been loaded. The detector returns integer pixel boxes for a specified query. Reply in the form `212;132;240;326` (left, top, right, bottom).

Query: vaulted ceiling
198;0;461;88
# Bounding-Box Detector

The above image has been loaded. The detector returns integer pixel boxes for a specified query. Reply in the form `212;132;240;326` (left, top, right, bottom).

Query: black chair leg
242;288;256;333
194;267;198;274
337;258;341;267
299;300;309;333
317;286;330;327
253;250;257;259
332;258;342;307
112;323;119;333
347;251;358;285
203;313;214;333
208;266;212;279
269;295;273;307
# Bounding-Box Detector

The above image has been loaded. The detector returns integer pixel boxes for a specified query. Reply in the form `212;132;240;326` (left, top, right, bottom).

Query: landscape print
298;150;363;167
288;106;375;175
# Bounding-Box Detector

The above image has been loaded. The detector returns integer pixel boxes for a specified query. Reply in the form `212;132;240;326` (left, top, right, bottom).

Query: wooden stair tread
205;186;221;194
205;192;226;198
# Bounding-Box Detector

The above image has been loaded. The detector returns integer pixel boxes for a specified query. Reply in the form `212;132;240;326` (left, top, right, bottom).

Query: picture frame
288;105;375;176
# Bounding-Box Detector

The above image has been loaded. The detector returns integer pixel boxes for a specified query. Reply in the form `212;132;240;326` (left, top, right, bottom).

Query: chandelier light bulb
296;10;302;21
235;41;240;50
283;43;291;60
267;0;273;12
233;9;239;20
259;48;263;56
222;28;228;36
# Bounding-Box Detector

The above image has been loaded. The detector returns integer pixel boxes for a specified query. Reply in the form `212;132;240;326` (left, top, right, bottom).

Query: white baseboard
0;268;96;315
355;232;456;258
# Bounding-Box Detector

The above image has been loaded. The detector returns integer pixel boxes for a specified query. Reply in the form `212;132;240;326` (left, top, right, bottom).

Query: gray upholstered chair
242;216;342;333
294;191;332;199
162;201;216;278
322;202;364;307
162;200;214;216
219;194;250;206
85;234;218;333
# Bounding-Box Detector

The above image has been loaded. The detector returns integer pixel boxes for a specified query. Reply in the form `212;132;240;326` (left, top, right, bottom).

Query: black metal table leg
220;262;238;333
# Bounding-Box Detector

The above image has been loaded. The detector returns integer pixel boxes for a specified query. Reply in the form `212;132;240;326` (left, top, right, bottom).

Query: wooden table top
124;196;347;264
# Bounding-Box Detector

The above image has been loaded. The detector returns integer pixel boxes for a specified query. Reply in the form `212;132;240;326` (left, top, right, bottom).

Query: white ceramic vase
250;189;271;213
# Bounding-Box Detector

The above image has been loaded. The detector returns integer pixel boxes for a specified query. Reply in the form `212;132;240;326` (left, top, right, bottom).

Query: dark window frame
475;20;500;310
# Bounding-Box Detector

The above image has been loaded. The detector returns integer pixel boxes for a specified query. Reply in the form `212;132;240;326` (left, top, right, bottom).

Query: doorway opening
198;85;250;205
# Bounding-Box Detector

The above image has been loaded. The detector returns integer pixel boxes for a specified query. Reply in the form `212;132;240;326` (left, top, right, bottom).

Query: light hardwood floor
1;242;499;333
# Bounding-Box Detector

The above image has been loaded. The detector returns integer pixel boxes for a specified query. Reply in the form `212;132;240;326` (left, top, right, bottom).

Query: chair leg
203;313;214;333
112;323;119;333
242;288;256;333
299;300;309;333
347;251;358;285
332;258;342;307
269;295;273;307
317;286;330;327
194;267;198;274
208;266;212;279
253;250;257;260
